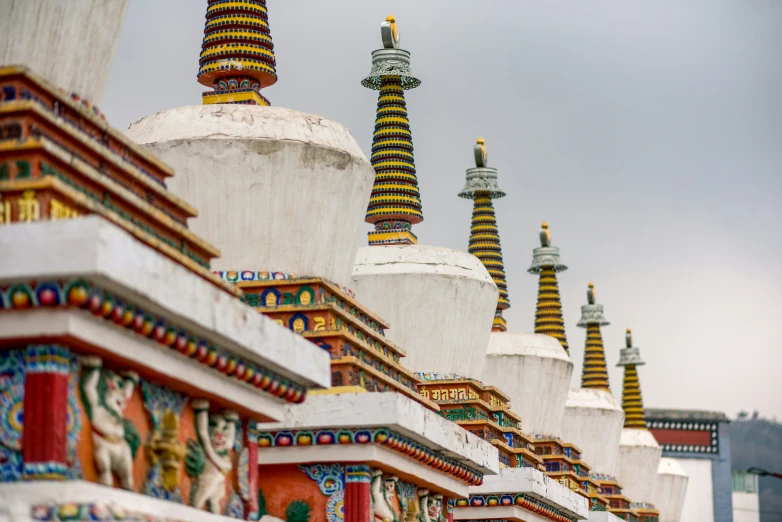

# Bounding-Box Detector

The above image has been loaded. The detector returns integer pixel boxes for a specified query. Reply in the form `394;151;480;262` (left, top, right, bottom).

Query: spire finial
587;282;596;305
198;0;278;106
474;137;488;168
626;328;633;348
460;139;509;331
539;221;551;247
381;15;401;49
363;15;422;246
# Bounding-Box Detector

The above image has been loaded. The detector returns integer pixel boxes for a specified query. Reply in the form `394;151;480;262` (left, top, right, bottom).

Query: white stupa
0;0;129;104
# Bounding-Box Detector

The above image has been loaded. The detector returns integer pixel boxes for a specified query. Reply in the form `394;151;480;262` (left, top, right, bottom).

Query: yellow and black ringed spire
576;283;611;389
198;0;277;106
528;222;570;353
362;16;423;246
458;138;509;331
617;328;648;429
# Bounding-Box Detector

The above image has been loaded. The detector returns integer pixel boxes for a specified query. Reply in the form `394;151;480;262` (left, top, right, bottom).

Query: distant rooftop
646;408;729;422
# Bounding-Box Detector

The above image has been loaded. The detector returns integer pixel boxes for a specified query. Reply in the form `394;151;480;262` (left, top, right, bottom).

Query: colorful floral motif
257;428;482;486
0;279;307;404
0;348;81;482
452;494;576;522
300;464;345;522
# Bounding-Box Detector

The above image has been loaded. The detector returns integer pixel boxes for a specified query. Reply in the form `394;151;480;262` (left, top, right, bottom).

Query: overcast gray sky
103;1;782;420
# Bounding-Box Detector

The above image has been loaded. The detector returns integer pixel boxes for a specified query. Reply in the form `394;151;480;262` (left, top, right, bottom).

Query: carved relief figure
186;399;239;513
416;489;431;522
79;355;140;490
371;469;396;522
427;494;443;522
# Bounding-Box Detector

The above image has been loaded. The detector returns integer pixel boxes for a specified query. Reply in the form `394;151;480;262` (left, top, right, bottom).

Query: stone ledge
257;391;500;475
0;217;331;389
470;468;588;518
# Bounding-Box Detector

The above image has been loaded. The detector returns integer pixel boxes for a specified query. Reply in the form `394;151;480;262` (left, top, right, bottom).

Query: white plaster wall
482;332;572;436
560;388;624;475
0;0;128;103
352;245;498;379
732;492;760;522
127;105;375;289
616;428;662;503
676;458;714;522
652;458;689;522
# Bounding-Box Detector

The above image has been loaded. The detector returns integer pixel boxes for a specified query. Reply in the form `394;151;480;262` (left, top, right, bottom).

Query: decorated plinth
531;436;609;512
215;271;439;411
417;376;543;471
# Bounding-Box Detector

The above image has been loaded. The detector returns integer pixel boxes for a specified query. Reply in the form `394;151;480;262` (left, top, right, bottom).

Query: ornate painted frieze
256;428;482;486
0;278;306;404
453;494;578;522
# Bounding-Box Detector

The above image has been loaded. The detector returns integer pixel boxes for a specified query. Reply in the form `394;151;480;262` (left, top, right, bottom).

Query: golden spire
528;222;569;353
576;282;611;389
363;15;422;245
459;138;508;331
617;328;647;429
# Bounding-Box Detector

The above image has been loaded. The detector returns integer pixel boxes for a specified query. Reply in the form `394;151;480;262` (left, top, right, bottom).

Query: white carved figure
79;355;140;490
417;489;431;522
427;494;443;522
371;469;396;522
186;399;238;513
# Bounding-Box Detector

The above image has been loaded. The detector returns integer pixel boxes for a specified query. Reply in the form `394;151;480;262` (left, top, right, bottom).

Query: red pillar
245;424;260;519
345;465;371;522
22;345;70;479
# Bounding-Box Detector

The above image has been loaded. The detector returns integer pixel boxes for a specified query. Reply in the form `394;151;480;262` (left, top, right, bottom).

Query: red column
245;424;260;519
22;345;71;479
345;465;371;522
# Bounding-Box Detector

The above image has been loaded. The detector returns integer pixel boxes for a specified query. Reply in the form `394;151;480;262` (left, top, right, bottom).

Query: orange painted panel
258;464;329;522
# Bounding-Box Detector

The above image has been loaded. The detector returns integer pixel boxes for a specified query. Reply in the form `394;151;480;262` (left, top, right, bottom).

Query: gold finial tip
386;15;396;22
588;282;594;288
477;137;485;144
626;328;632;333
541;221;548;229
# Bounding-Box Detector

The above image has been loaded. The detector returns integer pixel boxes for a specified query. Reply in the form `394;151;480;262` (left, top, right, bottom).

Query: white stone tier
616;428;662;505
127;105;375;289
0;0;128;103
482;332;572;436
256;391;499;498
560;388;625;476
0;482;236;522
651;458;689;522
352;245;497;379
463;468;589;520
0;217;330;391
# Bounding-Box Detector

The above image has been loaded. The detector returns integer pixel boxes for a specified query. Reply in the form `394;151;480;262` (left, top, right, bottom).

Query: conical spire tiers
529;223;569;353
198;0;278;106
364;16;423;246
460;139;509;330
577;283;611;390
617;328;648;429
